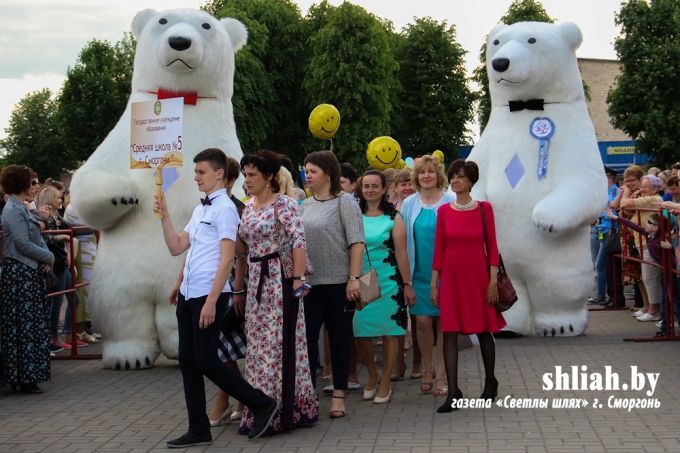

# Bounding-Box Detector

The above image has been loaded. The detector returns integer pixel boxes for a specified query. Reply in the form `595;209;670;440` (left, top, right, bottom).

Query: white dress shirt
180;189;239;299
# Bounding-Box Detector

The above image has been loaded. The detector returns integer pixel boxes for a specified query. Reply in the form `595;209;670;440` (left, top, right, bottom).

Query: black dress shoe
166;432;212;449
481;377;498;401
248;398;280;440
436;388;463;413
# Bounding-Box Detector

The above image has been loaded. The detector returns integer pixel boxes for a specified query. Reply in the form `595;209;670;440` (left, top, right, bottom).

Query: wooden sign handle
155;168;163;219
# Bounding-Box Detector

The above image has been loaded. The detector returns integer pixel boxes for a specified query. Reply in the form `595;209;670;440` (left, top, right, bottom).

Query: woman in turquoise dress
400;155;454;395
353;170;415;404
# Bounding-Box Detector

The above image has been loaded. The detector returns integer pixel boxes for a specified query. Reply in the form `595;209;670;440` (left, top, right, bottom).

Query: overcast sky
0;0;624;139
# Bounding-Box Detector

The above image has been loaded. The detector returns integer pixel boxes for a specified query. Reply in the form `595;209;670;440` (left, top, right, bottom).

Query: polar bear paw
110;196;140;207
533;311;587;337
102;339;160;370
532;205;569;235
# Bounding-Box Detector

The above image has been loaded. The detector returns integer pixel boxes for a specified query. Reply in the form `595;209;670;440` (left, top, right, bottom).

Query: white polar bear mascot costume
70;9;247;369
468;21;606;337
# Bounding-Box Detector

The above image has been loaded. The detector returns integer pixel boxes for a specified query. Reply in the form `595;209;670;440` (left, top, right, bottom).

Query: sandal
420;369;434;393
434;384;448;397
329;395;345;419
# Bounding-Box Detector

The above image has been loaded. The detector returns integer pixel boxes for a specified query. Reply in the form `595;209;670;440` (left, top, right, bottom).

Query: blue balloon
404;157;414;168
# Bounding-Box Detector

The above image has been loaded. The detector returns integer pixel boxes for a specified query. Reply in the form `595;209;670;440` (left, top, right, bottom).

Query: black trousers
303;283;353;390
176;292;270;436
605;252;625;306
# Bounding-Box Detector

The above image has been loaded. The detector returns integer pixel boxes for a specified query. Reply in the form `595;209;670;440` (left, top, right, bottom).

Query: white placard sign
130;98;183;169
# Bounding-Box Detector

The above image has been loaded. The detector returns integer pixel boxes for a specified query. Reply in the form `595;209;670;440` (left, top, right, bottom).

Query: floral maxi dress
238;195;318;435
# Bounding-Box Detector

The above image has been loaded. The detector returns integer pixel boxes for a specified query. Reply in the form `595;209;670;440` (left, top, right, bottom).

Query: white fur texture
70;8;247;369
468;22;607;337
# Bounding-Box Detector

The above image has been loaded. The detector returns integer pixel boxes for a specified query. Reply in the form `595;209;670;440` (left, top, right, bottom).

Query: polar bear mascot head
487;21;585;107
131;8;247;102
468;22;606;337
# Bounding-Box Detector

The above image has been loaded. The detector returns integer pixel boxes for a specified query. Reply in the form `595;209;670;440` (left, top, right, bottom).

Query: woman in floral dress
235;151;318;436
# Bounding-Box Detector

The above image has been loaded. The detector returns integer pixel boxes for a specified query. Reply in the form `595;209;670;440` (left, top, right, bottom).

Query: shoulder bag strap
480;201;505;272
339;195;374;268
479;201;489;268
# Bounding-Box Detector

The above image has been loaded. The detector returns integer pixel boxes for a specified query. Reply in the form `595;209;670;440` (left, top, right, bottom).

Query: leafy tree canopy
607;0;680;166
392;17;473;160
302;1;398;168
56;34;135;165
0;89;69;179
206;0;308;162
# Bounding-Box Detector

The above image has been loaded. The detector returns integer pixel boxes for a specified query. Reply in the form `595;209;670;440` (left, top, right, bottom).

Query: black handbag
604;227;621;255
42;267;59;291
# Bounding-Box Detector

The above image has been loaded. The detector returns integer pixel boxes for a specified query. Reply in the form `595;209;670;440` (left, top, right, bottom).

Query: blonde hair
36;185;61;222
412;155;447;191
276;166;296;198
393;169;413;185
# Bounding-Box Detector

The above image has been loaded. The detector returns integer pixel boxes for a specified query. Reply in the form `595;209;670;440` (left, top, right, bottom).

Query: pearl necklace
454;198;475;210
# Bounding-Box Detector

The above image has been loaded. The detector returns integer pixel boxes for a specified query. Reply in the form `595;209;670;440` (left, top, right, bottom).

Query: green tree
392;17;473;160
302;2;398;168
472;0;554;131
607;0;680;166
205;2;276;154
206;0;308;162
0;89;70;178
57;34;135;164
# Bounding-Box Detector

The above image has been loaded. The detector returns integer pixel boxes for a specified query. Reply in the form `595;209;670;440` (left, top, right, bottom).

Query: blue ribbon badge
529;117;555;179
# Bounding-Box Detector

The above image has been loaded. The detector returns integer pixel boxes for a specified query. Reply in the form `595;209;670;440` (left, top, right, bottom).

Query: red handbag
479;202;518;312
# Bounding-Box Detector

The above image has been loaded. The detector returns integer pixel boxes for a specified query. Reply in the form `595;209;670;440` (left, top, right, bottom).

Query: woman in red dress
431;159;506;413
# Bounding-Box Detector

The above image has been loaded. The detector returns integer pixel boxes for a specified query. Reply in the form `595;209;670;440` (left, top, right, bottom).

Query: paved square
1;310;679;452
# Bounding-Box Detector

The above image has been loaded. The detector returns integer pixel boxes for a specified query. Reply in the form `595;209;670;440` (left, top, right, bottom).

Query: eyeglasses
31;180;39;186
647;219;658;227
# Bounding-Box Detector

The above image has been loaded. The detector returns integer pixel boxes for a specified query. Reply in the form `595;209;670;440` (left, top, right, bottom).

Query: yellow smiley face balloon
366;136;402;170
308;104;341;140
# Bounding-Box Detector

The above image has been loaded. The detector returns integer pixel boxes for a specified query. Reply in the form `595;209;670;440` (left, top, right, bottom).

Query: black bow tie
200;195;214;206
508;99;544;112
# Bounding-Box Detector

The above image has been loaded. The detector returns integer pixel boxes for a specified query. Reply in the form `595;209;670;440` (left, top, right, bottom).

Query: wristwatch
293;275;306;281
349;276;360;281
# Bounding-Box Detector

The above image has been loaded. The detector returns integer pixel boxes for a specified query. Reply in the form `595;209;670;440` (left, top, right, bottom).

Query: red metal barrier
603;207;680;342
44;226;102;360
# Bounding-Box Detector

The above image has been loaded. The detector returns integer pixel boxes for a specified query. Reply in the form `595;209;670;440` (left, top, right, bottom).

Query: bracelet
403;281;413;287
234;254;246;260
232;289;246;295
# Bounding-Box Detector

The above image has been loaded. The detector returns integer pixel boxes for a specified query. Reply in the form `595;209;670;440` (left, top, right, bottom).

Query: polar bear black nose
169;36;192;51
492;58;510;72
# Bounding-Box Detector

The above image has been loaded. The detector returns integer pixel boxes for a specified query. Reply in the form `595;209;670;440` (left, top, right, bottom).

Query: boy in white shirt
155;148;277;448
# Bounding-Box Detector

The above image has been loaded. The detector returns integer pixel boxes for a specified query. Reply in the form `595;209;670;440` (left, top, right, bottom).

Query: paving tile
1;311;679;452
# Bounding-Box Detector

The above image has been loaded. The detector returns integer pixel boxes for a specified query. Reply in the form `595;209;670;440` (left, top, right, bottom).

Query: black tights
442;331;496;397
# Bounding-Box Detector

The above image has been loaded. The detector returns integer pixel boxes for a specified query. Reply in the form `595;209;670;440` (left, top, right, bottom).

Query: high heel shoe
436;388;463;413
481;377;498;401
329;395;346;418
362;374;380;400
373;389;392;404
420;369;434;393
209;405;232;427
